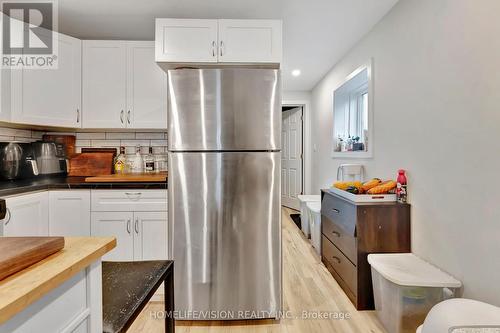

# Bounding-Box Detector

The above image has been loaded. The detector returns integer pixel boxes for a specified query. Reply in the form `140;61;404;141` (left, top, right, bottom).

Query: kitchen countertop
0;236;116;324
0;175;167;197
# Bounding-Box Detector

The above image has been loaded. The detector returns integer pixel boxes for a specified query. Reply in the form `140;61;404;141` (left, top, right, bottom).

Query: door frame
282;98;311;196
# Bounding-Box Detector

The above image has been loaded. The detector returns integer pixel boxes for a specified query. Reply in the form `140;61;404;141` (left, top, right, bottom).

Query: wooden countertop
0;237;116;324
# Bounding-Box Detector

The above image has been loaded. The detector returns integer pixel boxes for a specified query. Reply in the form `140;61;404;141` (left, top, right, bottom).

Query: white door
91;211;134;261
155;19;218;63
49;190;91;236
133;211;168;261
1;192;49;236
10;33;81;128
82;40;127;128
126;42;168;129
218;20;282;63
281;107;303;210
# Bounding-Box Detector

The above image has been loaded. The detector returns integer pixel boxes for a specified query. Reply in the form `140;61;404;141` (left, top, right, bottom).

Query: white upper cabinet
10;32;82;128
218;20;282;64
155;19;218;63
82;40;127;128
127;42;168;129
83;41;167;129
155;19;282;65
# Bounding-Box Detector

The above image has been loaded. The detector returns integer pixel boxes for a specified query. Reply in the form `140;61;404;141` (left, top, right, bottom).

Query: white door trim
282;98;311;196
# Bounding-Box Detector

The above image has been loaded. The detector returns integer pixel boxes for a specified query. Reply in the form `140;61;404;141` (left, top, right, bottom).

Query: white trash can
297;195;321;238
368;253;462;333
306;201;321;256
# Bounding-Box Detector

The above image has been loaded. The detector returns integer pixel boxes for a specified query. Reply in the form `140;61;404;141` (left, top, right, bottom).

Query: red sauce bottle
396;169;407;203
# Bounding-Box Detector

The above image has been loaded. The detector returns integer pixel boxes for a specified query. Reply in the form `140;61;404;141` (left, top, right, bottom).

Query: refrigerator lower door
168;151;281;320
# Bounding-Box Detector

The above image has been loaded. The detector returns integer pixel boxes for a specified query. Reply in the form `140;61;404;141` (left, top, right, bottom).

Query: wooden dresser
320;189;411;310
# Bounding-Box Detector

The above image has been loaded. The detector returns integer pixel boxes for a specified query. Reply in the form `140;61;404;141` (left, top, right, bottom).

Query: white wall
311;0;500;305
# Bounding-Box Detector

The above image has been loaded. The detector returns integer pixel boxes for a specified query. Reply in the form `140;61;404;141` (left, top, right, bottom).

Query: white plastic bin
368;253;462;333
307;201;321;256
297;195;321;237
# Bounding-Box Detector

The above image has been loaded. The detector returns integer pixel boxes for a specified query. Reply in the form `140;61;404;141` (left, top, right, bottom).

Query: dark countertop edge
0;177;167;197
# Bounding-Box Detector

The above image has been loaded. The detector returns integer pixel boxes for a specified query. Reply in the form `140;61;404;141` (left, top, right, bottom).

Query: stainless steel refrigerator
167;68;281;320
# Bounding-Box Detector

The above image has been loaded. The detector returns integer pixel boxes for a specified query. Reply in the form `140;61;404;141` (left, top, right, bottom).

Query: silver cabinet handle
127;110;131;124
125;192;141;196
331;256;341;264
332;208;340;214
134;218;139;234
220;40;224;57
76;109;80;123
126;218;131;234
4;208;11;225
211;41;216;57
120;110;124;124
332;231;341;237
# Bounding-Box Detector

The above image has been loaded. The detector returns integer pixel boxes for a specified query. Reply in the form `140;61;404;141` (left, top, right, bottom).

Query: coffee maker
32;141;69;175
0;142;39;180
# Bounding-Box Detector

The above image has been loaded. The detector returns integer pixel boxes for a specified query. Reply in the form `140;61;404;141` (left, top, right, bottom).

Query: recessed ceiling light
291;69;301;77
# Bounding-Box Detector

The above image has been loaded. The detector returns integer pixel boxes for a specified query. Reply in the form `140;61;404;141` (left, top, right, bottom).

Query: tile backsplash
0;126;44;142
67;131;168;154
0;125;169;169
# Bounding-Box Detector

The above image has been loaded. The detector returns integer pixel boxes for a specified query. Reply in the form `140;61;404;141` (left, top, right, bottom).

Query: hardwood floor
127;207;386;333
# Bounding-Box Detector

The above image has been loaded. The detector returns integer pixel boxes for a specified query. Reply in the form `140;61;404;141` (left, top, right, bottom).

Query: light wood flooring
128;207;386;333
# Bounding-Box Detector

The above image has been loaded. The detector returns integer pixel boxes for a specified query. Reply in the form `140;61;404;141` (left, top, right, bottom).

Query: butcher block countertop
0;237;116;324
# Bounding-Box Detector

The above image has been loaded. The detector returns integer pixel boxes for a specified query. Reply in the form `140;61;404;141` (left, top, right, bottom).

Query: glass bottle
130;145;143;173
144;146;155;173
114;146;126;174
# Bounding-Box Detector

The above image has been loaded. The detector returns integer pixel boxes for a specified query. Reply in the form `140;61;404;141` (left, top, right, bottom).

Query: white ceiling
57;0;398;91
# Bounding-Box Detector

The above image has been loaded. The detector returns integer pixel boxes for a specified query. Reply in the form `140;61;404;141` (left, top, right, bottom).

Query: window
332;62;372;158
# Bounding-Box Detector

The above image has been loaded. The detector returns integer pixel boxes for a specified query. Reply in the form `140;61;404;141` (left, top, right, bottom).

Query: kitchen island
0;237;116;333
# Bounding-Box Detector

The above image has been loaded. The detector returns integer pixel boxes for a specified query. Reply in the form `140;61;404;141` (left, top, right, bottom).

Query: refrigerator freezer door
168;68;281;151
168;151;281;319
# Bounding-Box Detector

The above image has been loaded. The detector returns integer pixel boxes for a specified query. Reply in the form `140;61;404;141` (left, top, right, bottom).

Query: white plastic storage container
297;195;320;237
368;253;462;333
307;201;321;256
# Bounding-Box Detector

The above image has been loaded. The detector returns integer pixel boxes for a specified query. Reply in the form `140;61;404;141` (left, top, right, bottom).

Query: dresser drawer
322;215;357;265
322;235;357;294
321;192;356;236
91;190;167;212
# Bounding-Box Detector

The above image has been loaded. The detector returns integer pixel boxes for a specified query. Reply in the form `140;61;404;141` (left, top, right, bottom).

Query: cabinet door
1;192;49;236
10;32;81;127
155;19;218;63
126;42;168;129
91;211;134;261
49;190;90;236
82;40;127;128
218;20;282;64
133;211;168;261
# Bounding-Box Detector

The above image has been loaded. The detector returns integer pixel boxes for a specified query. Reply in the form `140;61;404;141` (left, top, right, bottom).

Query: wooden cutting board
85;172;167;183
69;152;115;177
0;237;65;281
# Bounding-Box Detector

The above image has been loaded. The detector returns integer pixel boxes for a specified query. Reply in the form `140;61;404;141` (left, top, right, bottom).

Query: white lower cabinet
91;211;168;262
90;189;168;262
0;192;49;236
49;190;91;236
133;211;168;261
91;211;135;261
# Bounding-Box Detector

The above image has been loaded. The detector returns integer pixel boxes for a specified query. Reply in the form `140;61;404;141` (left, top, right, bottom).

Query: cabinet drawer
321;193;356;236
322;215;357;265
322;235;357;294
91;190;167;212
